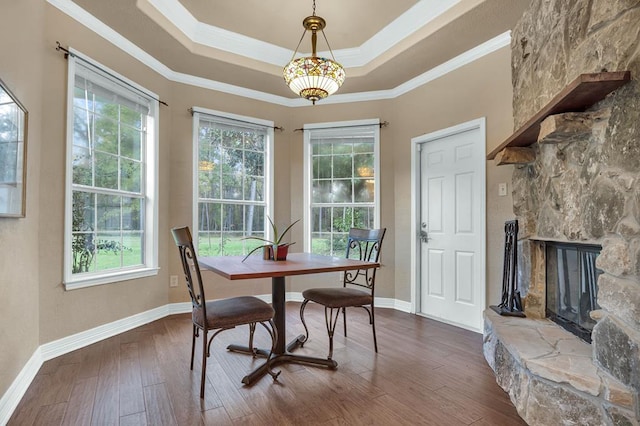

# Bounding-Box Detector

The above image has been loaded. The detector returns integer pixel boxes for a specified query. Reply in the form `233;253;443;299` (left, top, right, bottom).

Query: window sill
64;267;160;290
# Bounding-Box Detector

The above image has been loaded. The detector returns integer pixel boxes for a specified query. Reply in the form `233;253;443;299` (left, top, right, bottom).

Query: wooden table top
198;252;379;280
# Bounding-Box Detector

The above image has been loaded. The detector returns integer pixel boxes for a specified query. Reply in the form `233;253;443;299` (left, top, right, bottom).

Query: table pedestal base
228;334;337;385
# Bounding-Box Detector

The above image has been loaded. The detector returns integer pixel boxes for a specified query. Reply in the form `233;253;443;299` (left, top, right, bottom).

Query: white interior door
416;120;485;332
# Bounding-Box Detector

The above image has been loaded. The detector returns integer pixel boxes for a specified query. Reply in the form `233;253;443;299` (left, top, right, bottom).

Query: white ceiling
51;0;530;106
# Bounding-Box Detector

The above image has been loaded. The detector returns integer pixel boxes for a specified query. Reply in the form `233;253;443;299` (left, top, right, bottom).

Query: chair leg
342;307;347;337
299;299;310;346
190;324;197;370
248;322;257;356
260;319;281;381
200;329;208;399
325;306;341;360
371;305;378;353
200;328;225;398
360;305;378;353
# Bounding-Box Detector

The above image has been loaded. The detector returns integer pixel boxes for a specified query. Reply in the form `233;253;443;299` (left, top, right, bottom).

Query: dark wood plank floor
9;303;526;425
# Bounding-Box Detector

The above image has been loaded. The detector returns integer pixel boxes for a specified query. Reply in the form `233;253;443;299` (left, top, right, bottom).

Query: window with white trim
193;108;273;256
304;119;380;256
64;52;159;289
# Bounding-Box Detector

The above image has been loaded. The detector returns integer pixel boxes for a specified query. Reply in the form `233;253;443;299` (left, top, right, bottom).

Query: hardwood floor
9;303;526;425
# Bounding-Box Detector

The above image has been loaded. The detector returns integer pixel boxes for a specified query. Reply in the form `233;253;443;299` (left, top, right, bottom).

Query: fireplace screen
545;242;602;343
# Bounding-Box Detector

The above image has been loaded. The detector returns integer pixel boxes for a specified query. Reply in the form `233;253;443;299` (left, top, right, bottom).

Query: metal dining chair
171;226;279;398
299;227;386;360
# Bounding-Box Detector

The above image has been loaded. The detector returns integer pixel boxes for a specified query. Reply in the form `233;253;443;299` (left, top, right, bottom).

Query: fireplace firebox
545;242;602;343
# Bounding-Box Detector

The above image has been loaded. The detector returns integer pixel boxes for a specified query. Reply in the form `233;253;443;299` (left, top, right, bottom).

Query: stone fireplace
483;0;640;424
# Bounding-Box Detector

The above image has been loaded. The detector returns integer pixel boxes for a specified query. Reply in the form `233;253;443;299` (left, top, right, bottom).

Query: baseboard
39;305;171;361
167;302;192;315
0;294;409;424
376;297;412;312
0;347;43;426
0;304;173;425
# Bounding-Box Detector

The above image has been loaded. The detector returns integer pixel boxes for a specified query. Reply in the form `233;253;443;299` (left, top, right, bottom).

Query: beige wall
166;83;293;301
385;48;516;305
36;6;173;345
0;0;515;402
0;0;44;400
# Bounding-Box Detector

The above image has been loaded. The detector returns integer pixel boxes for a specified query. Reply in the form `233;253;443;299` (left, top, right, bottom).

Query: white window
304;119;380;255
192;107;274;256
64;51;159;290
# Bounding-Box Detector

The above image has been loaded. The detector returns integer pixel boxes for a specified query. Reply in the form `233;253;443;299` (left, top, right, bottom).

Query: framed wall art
0;77;28;217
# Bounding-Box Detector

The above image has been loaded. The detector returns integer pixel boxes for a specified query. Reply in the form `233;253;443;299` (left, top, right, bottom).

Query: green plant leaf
241;216;300;251
274;218;300;244
241;235;274;244
242;243;270;262
267;215;278;241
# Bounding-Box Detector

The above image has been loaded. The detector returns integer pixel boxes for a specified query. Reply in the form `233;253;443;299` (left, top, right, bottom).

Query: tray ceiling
60;0;530;102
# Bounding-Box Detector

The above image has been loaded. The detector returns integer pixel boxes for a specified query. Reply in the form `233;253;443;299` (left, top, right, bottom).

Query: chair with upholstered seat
171;226;279;398
299;227;386;360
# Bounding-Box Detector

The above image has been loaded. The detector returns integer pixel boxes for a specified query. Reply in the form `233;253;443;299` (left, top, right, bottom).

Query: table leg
271;276;286;354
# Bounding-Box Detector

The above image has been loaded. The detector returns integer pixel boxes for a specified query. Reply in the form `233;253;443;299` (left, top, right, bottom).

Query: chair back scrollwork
171;227;207;319
344;228;386;290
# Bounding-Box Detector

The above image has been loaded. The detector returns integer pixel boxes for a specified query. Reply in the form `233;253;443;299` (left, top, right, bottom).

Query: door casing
410;118;487;332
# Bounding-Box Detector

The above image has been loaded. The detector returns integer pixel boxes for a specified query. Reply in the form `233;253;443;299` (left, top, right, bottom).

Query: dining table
198;252;380;385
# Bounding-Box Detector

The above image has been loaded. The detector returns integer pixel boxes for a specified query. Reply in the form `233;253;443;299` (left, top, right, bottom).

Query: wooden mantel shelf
487;71;631;160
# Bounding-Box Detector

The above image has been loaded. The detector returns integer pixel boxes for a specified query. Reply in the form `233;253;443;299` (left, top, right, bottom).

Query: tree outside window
64;53;158;289
194;110;273;256
305;120;380;256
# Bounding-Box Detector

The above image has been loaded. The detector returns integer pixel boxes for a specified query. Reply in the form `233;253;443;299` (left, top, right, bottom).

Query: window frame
303;118;381;254
191;107;274;255
63;50;159;290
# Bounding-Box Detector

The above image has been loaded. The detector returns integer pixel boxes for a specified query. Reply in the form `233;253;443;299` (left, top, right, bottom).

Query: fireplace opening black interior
545;242;602;343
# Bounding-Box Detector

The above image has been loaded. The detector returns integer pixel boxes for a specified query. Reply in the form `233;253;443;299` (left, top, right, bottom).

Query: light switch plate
498;183;508;197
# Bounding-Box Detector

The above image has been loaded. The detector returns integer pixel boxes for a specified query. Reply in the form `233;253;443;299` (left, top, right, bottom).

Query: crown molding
139;0;464;69
390;30;512;98
137;0;292;65
170;72;295;106
305;31;512;105
167;31;511;107
48;0;511;107
49;0;176;77
347;0;466;68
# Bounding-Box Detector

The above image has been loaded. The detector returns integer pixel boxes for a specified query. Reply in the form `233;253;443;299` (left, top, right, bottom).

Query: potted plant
242;216;300;261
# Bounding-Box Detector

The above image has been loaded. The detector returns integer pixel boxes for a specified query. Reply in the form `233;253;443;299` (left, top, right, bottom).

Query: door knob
420;229;430;243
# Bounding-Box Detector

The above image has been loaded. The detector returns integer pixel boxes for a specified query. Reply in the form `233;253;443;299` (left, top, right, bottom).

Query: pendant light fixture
283;0;345;104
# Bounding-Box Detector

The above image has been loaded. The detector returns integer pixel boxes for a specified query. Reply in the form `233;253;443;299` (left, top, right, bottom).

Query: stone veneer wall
484;0;640;424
